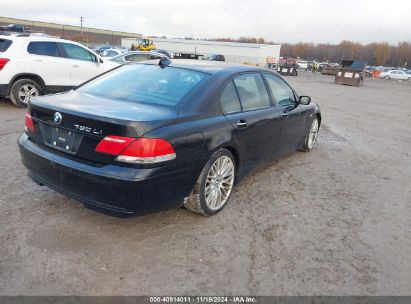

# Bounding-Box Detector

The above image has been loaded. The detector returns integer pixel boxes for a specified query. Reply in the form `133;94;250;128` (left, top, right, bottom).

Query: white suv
0;34;118;107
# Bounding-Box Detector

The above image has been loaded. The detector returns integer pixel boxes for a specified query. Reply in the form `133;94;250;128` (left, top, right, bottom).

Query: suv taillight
0;58;10;71
95;136;176;164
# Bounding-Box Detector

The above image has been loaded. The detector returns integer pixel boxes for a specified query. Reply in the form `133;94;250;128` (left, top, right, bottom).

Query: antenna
159;57;171;69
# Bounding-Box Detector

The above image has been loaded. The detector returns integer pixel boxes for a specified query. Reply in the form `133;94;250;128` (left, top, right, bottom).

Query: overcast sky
2;0;411;44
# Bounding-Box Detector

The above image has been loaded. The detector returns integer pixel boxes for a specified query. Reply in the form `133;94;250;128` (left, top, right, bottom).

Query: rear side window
233;73;270;111
61;43;97;62
264;74;296;106
149;54;164;60
124;54;149;62
0;39;12;52
27;42;60;57
78;64;209;106
220;81;241;114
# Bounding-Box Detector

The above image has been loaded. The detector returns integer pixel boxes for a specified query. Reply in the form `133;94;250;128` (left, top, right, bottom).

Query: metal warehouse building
151;38;281;65
0;16;141;46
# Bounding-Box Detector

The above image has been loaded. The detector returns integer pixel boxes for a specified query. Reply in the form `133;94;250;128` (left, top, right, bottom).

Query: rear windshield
0;39;12;52
78;64;209;106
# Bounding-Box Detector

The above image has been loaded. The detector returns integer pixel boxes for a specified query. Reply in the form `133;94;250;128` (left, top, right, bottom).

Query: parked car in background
297;60;308;70
100;48;128;58
277;58;298;76
379;70;410;80
0;34;118;107
0;24;31;33
208;54;225;61
19;60;321;217
109;51;166;64
321;63;339;76
94;44;112;54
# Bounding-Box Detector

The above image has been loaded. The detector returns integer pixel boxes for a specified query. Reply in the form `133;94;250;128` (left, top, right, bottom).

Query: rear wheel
184;149;236;216
301;118;319;152
10;79;42;108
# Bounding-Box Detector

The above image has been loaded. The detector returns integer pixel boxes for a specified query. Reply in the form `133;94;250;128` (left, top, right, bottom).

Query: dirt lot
0;73;410;296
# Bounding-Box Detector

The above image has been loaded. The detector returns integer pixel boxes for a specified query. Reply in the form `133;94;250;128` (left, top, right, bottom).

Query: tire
184;148;236;216
384;76;390;80
10;78;42;108
301;117;319;152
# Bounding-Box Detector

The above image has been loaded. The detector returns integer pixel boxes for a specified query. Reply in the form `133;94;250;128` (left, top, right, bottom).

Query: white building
122;38;281;65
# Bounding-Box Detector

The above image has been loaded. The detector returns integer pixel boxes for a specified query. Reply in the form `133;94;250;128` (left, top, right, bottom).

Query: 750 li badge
74;124;103;135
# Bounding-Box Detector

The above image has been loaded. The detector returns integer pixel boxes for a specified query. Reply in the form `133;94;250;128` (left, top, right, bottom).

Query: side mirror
299;95;311;105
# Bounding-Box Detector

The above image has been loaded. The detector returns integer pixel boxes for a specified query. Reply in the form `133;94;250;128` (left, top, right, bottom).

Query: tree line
206;37;411;67
280;41;411;67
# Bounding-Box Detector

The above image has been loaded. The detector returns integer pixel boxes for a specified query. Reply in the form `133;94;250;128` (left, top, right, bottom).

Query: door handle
236;120;248;128
33;59;42;62
72;64;80;68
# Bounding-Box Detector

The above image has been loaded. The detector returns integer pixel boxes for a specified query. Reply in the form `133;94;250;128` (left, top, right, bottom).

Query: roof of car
0;34;63;41
142;59;263;74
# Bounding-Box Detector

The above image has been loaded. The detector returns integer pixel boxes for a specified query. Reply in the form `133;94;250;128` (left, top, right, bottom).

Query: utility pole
80;17;84;35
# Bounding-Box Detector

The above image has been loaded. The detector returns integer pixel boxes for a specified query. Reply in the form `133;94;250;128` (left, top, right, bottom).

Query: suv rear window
27;42;60;57
0;39;12;52
78;64;209;106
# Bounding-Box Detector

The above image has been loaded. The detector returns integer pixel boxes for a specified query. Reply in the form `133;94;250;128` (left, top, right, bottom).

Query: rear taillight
95;136;176;164
25;113;35;132
95;136;135;155
0;58;9;71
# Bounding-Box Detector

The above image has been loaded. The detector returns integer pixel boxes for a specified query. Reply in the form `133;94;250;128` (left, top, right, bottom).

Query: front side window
233;73;270;111
78;64;209;107
27;42;60;57
264;74;296;106
220;81;241;114
61;43;96;62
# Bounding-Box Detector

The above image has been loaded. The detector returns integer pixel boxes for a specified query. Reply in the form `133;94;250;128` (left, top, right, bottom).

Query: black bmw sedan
19;59;321;217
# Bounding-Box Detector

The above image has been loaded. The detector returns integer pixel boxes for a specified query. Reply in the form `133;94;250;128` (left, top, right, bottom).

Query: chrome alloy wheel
18;84;39;105
204;156;235;210
307;118;319;149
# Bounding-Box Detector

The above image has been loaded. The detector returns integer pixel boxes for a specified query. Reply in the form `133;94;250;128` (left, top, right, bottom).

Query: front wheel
301;118;319;152
184;149;236;216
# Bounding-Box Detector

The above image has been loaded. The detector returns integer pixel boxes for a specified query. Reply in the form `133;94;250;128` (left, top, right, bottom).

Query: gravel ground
0;73;410;296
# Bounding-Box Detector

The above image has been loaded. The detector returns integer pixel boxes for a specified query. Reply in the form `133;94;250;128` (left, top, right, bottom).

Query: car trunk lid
27;91;178;164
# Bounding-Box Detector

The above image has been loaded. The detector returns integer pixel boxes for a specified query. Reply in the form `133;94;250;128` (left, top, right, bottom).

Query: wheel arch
222;145;240;171
9;73;46;91
316;112;322;126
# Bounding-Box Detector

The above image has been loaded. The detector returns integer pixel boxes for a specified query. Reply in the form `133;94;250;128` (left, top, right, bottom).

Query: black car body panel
18;60;321;216
19;134;207;216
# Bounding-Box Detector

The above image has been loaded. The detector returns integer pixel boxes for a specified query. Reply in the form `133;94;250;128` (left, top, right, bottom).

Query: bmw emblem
52;112;63;125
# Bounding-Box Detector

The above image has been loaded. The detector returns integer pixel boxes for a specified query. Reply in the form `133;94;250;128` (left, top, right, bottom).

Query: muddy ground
0;73;410;295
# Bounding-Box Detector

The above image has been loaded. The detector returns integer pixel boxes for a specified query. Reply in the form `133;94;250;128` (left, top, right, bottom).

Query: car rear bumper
18;133;206;217
0;84;9;96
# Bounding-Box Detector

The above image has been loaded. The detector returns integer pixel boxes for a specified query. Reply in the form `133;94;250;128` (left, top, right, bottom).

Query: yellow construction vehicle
132;38;156;51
